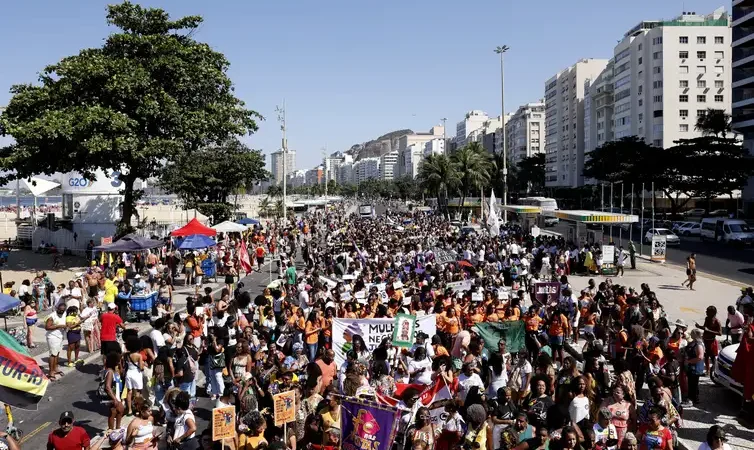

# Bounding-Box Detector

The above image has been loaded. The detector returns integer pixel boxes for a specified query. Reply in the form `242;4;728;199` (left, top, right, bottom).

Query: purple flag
341;397;400;450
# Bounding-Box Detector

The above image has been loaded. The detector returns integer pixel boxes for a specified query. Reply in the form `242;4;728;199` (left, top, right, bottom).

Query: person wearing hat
46;411;90;450
100;301;127;366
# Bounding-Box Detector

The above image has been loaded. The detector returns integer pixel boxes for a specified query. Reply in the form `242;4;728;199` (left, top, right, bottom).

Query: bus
358;204;375;218
519;197;559;226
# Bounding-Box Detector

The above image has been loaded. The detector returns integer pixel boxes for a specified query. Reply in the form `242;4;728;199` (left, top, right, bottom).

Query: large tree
0;2;260;233
417;153;460;218
452;142;493;218
159;139;268;222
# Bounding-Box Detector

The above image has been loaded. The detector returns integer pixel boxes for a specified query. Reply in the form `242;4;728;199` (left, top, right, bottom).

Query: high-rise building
732;2;754;212
396;126;445;178
269;149;296;185
404;145;425;179
424;139;446;157
323;152;346;182
455;111;490;148
544;59;610;188
287;170;307;188
354;158;380;183
380;151;399;181
505;102;546;164
337;162;354;185
305;166;324;186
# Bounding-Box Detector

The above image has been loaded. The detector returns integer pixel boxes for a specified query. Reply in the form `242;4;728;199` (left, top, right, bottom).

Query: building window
680;110;688;118
653;51;662;60
715;36;724;44
715;80;723;88
638;43;643;51
697;80;706;88
697;95;706;102
653;95;663;103
697;36;706;44
714;66;724;73
653;66;662;74
638;113;644;122
679;51;689;59
653;110;663;118
653;80;663;89
714;95;724;102
679;95;689;102
679;66;689;74
697;110;706;117
679;80;688;88
653;139;662;147
638;57;642;65
680;36;688;44
697;66;706;74
653;37;663;45
697;51;706;60
638;99;643;106
714;51;724;60
638;85;643;94
680;124;689;132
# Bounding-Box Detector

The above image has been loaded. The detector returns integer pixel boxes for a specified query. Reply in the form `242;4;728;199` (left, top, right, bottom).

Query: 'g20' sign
66;171;123;190
68;177;89;187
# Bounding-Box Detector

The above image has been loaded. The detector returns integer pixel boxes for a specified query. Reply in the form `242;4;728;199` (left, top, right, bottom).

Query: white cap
107;302;116;310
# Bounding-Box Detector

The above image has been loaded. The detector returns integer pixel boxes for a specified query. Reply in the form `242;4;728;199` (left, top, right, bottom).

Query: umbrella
211;220;248;233
0;293;20;314
237;217;260;226
175;234;217;250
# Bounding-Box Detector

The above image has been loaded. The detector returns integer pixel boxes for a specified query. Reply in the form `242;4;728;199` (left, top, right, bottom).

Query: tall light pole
276;101;287;218
495;45;510;222
441;118;448;155
322;146;328;198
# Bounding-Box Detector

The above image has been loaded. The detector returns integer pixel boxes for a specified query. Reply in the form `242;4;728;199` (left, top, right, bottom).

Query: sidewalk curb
636;254;746;288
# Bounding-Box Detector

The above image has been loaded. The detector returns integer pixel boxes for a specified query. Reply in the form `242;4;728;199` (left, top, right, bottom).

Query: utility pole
276;101;287;219
441;118;448;155
495;45;510;222
322;146;328;198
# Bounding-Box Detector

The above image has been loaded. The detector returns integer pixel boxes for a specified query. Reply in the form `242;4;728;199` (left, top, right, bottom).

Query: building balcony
734;25;754;48
735;0;754;8
733;88;754;109
734;5;754;27
734;46;754;69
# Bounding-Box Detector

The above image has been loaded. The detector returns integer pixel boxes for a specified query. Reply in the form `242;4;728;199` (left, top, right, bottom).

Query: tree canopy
0;2;260;233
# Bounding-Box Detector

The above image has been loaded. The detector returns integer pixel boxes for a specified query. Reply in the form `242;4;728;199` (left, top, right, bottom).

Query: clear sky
0;0;719;171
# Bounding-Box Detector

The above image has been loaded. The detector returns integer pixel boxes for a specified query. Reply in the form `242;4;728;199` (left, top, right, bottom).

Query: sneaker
75;359;85;364
66;362;74;367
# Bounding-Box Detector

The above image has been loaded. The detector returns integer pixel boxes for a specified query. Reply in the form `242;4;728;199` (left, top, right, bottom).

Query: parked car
713;343;743;396
671;221;694;233
700;218;754;244
643;228;681;245
543;217;559;227
683;208;706;216
708;209;729;217
677;222;701;237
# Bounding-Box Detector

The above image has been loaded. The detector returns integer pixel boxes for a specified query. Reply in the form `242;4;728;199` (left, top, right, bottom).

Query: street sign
651;235;667;262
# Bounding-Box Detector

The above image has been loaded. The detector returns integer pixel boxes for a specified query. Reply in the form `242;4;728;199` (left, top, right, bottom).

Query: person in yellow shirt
103;278;118;305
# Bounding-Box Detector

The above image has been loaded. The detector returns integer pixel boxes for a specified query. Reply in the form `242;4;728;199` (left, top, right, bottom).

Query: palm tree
267;185;283;198
258;197;271;218
451;142;493;219
418;153;460;218
274;199;284;218
695;108;732;138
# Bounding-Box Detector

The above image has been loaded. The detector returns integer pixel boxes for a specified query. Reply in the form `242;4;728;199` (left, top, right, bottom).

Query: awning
500;205;542;215
211;220;247;233
543;210;639;224
175;234;217;250
93;234;164;252
171;218;217;237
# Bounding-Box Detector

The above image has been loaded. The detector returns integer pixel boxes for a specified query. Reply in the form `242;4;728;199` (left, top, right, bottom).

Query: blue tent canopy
93;233;164;252
0;293;20;314
175;234;217;250
236;217;259;225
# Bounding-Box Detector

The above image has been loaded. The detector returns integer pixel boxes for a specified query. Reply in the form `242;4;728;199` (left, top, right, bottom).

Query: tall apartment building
323;152;346;182
269;149;296;185
404;145;425;179
544;59;610;188
732;1;754;212
424;138;446;157
354;157;380;183
505;102;546;164
584;60;616;183
337;162;354;185
455;111;490;148
380;151;399;181
288;170;306;188
396;126;444;178
305;166;324;186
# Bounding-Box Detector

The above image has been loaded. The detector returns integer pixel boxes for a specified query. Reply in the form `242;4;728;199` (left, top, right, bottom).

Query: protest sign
391;313;417;347
473;321;526;353
333;315;436;366
273;390;296;427
533;282;561;305
212;406;236;441
341;398;401;450
432;248;457;265
446;280;472;293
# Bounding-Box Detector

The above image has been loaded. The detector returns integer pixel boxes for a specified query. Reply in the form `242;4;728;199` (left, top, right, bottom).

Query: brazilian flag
0;330;49;409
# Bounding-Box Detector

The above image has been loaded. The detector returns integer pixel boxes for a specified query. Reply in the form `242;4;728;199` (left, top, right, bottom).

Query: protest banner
341;397;401;450
212;406;236;441
333;315;436;366
532;281;561;305
432;248;457;265
377;379;454;426
446;280;472;293
473;320;526;354
273;390;296;427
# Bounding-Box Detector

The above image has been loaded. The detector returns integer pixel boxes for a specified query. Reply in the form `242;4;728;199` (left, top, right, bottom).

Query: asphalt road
550;221;754;286
2;263;280;450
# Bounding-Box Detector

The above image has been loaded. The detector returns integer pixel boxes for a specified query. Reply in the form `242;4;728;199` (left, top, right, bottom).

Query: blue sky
0;0;718;171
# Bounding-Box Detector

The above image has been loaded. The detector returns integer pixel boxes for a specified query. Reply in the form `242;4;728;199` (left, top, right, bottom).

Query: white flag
487;189;500;235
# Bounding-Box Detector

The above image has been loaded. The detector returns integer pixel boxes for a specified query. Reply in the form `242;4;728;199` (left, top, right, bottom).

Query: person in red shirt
99;303;126;366
316;349;337;394
47;411;90;450
255;244;266;272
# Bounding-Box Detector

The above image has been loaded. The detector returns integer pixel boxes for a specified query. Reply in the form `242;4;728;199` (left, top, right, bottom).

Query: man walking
628;241;637;270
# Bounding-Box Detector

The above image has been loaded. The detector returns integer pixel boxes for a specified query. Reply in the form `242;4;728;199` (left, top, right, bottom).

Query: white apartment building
380;151;399;181
287;170;307;188
323;153;347;182
396;126;445;178
505;102;546;164
403;145;425;179
583;59;616;185
455;111;490;148
354;157;380;183
424;138;446;157
544;59;610;188
337;162;354;185
269;149;296;185
609;9;730;149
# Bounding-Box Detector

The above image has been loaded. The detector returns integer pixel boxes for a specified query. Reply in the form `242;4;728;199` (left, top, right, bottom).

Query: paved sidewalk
575;260;745;450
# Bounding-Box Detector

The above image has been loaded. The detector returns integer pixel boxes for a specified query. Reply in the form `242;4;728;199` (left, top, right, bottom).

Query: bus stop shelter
542;210;639;246
500;205;542;231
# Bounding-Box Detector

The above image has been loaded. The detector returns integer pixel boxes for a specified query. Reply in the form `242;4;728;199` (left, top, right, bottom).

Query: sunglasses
60;419;73;426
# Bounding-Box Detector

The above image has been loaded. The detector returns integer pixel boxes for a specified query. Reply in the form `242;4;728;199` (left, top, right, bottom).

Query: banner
651;235;667;262
446;280;472;293
432;248;457;265
392;314;417;348
0;330;49;409
273;390;296;427
377;378;454;426
341;398;401;450
473;321;526;354
533;282;560;305
333;315;437;367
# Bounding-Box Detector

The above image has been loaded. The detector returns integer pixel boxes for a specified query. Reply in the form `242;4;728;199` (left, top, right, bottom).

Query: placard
601;245;615;264
273;390;296;427
471;292;483;302
446;280;472;293
391;313;417;348
651;235;667;262
533;282;560;305
100;236;113;245
212;406;236;441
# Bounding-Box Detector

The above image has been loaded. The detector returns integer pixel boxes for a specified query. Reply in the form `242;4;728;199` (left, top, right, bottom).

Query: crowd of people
1;202;741;450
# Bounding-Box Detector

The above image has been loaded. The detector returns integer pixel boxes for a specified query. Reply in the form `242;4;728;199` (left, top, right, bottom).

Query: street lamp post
495;45;509;222
441;118;447;155
276;101;287;219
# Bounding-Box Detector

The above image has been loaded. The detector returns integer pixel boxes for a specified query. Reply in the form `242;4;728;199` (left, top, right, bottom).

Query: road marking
19;420;51;444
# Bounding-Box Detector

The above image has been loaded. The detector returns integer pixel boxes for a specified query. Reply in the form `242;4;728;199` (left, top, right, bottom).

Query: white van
700;218;754;244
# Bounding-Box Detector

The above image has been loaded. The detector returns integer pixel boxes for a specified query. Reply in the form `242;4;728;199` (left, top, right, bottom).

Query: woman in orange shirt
443;307;461;341
305;310;323;361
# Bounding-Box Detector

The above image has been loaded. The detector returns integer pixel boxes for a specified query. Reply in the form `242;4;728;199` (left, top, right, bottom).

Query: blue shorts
549;336;564;348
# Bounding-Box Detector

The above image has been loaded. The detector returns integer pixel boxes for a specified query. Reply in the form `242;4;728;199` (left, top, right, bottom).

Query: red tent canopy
170;218;217;237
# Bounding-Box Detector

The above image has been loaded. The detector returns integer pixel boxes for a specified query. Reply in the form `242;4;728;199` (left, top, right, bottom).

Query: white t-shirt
149;329;166;353
458;373;484;401
408;358;433;385
698;443;731;450
569;395;591;425
173;409;196;441
728;311;745;335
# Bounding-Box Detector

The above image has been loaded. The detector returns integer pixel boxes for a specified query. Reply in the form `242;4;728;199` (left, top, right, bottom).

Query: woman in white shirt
698;425;732;450
407;347;433;385
79;298;99;353
170;391;197;449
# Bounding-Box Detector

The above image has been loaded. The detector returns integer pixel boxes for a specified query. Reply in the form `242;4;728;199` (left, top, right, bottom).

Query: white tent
211;220;248;233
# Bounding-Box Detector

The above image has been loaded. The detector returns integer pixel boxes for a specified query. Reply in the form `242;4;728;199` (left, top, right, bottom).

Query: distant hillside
346;129;413;160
